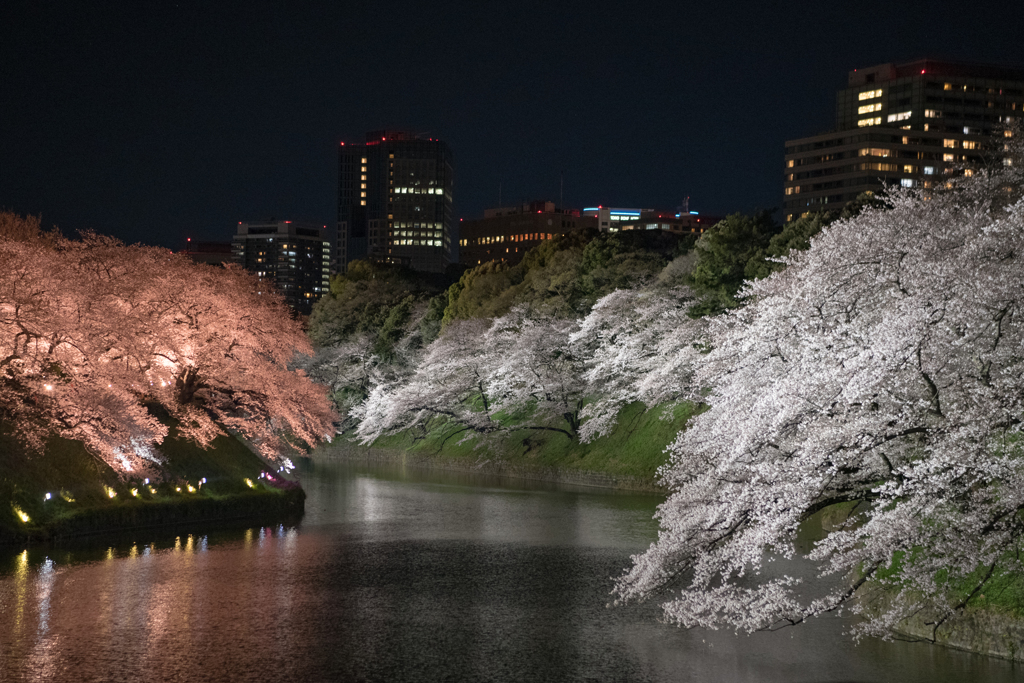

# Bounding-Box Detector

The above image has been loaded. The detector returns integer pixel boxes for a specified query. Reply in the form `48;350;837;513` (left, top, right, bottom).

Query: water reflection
0;460;1020;682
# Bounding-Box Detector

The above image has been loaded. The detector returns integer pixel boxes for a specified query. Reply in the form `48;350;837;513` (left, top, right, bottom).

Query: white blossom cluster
350;289;708;447
317;143;1024;639
615;161;1024;638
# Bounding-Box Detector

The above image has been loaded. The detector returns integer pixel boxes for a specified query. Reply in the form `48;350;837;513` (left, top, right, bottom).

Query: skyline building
458;201;719;267
458;201;595;267
580;206;718;235
231;220;331;314
337;130;454;274
784;59;1024;220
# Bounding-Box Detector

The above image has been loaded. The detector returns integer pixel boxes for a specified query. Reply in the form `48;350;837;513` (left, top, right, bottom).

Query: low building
180;240;233;266
581;206;719;235
458;201;596;267
231;220;331;314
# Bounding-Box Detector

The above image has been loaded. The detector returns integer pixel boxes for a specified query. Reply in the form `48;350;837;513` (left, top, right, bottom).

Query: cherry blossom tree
354;318;496;444
0;218;335;474
614;159;1024;639
355;308;598;445
571;287;708;442
483;307;587;439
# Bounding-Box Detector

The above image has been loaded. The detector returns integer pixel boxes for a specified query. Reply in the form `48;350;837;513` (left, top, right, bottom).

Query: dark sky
2;0;1023;249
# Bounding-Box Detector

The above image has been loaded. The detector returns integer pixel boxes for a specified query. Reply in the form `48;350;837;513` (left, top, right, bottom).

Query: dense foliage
614;151;1024;638
0;213;335;474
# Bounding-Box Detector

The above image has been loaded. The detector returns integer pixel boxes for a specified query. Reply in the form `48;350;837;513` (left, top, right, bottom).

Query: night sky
2;0;1023;250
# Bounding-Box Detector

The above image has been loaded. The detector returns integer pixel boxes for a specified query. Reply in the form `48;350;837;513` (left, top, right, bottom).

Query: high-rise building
231;220;331;315
784;59;1024;220
337;131;454;274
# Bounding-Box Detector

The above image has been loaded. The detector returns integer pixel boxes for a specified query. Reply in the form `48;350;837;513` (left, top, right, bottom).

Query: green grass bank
314;401;697;493
0;424;303;545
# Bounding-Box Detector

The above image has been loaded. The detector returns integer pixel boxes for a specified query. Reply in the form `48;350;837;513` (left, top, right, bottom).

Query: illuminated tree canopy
0;213;335;474
615;156;1024;639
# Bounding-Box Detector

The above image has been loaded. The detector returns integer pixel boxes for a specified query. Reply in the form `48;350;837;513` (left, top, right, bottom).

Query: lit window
943;153;955;162
963;140;978;149
924;109;941;118
944;83;953;91
858;102;883;115
857;117;882;127
903;165;914;173
360;200;366;206
360;175;367;180
886;110;912;122
943;139;957;148
858;89;883;101
361;158;367;163
901;179;915;187
924;166;935;175
360;183;366;189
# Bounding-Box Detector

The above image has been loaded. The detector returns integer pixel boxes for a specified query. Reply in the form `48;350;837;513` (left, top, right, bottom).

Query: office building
458;201;720;268
458;201;595;267
232;220;331;315
581;206;718;235
337;131;454;274
784;59;1024;220
180;239;232;266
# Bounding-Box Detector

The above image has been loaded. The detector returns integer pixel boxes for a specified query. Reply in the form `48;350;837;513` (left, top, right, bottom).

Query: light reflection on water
0;459;1020;682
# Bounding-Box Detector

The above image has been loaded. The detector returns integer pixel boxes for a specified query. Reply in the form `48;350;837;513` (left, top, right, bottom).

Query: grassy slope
0;422;299;543
326;401;698;488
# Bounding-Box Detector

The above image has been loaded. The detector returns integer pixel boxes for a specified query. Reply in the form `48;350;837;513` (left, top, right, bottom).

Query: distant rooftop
848;59;1024;87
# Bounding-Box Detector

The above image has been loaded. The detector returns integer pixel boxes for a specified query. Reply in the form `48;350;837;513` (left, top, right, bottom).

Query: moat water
0;458;1020;682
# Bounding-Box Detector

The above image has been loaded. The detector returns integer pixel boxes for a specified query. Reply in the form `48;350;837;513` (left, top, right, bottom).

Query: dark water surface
1;458;1021;682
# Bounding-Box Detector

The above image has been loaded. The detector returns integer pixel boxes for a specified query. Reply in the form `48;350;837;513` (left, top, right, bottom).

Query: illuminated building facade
581;206;716;235
231;220;331;314
784;59;1024;220
458;201;718;267
337;130;454;273
458;201;594;266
